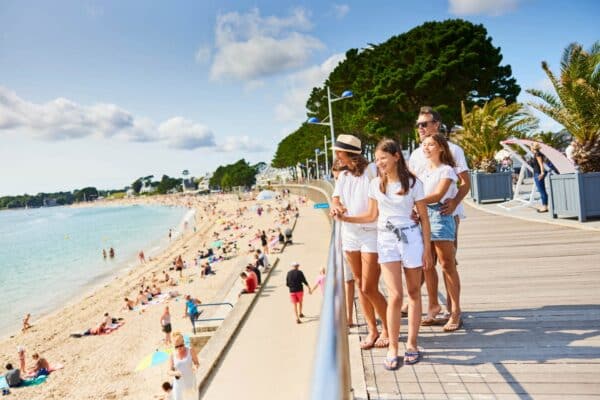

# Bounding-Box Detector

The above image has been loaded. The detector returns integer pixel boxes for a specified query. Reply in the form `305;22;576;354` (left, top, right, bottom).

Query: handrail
196;302;234;323
310;219;351;399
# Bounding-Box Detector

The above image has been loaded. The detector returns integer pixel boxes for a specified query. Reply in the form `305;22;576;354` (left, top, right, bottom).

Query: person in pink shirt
310;268;326;294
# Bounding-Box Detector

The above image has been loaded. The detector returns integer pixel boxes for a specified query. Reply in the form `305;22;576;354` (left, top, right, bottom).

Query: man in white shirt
408;106;471;318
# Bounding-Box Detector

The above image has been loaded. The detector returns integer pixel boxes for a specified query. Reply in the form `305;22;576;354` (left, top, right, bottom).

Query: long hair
344;152;370;177
427;134;456;168
375;138;416;196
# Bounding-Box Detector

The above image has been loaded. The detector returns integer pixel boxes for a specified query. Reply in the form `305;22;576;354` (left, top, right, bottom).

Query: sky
1;0;598;196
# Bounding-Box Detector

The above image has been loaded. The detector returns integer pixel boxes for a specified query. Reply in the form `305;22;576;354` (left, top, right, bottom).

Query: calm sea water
0;204;193;337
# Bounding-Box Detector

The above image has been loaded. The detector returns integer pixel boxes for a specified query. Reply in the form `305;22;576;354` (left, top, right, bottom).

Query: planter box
470;171;513;204
549;172;600;222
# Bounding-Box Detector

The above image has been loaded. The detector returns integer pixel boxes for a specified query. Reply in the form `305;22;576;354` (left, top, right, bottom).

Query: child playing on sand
22;314;31;332
310;268;326;295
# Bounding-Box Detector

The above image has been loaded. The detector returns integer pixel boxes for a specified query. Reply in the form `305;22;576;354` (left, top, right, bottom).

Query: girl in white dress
338;138;432;370
168;332;199;400
419;134;462;332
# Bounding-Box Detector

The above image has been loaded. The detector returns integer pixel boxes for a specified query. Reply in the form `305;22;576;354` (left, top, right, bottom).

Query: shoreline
0;202;192;340
0;192;298;399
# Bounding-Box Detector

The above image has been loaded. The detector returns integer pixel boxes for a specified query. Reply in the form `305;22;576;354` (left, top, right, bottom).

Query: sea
0;204;193;338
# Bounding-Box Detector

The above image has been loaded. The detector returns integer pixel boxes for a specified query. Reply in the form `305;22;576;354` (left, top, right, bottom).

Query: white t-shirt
419;164;458;204
409;142;468;217
368;177;424;230
332;163;378;229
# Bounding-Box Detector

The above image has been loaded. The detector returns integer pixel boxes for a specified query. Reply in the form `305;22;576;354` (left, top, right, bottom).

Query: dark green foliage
156;175;183;194
272;123;329;169
301;19;520;154
209;159;260;190
73;187;99;202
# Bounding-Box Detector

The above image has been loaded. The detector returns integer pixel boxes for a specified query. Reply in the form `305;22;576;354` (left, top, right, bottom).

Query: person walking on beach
336;138;432;369
168;332;199;400
530;142;549;213
286;262;311;324
331;134;389;349
161;306;172;345
310;268;326;295
409;106;470;318
419;134;463;332
109;247;115;258
138;250;146;264
102;249;107;259
169;229;172;241
21;314;31;332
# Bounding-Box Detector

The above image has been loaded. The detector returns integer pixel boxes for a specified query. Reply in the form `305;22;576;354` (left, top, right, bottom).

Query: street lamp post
323;135;330;178
307;88;353;166
315;149;320;180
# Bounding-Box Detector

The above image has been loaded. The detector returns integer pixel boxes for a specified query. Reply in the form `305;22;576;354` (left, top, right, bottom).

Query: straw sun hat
332;134;362;154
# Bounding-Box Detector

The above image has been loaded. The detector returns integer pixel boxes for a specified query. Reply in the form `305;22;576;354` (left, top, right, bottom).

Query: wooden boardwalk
355;204;600;399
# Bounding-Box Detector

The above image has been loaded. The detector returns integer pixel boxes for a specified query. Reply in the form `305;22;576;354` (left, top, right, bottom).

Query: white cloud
215;135;269;153
448;0;520;16
194;44;212;64
158;117;215;150
332;4;350;19
275;53;345;123
208;8;324;81
0;86;216;150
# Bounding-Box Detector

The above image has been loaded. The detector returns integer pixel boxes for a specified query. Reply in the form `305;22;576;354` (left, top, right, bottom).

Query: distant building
140;182;157;194
255;165;294;186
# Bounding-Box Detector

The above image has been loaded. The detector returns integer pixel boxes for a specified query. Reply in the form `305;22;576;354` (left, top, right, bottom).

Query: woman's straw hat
332;134;362;154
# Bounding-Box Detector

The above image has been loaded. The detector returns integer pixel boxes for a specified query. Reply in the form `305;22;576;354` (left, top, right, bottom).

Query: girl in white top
331;134;389;350
419;134;462;332
168;332;199;400
338;138;432;369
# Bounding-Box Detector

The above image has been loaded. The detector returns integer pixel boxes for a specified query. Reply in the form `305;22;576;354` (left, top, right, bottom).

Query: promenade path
202;202;331;400
357;203;600;399
201;193;600;399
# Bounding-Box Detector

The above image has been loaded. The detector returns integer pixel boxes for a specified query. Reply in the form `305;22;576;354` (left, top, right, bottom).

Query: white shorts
341;224;377;253
377;226;424;268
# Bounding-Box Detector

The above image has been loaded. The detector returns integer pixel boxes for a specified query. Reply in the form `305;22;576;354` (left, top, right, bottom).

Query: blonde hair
172;332;184;346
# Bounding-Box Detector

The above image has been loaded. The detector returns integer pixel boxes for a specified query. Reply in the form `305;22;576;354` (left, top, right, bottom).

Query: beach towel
0;375;8;390
21;375;47;387
101;321;125;335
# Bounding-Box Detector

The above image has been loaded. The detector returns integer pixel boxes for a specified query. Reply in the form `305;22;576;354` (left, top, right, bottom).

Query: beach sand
0;192;299;399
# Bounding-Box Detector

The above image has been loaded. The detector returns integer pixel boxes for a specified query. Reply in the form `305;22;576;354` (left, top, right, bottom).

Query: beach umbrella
135;348;172;372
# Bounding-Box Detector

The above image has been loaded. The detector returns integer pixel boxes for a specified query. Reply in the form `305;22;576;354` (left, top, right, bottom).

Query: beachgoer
161;306;172;345
245;263;261;286
337;138;433;369
22;313;31;332
168;332;199;400
4;363;22;388
109;247;115;258
102;249;107;259
286;262;310;324
419;134;463;332
169;229;172;241
331;134;389;349
183;295;201;334
238;272;257;297
530;142;549;213
28;353;49;378
175;255;184;278
310;268;326;295
17;346;25;372
161;381;173;399
138;250;146;264
260;230;269;254
408;106;470;316
123;297;135;311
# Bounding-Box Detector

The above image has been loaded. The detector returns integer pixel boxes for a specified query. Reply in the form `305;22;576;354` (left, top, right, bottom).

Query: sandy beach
0;191;300;399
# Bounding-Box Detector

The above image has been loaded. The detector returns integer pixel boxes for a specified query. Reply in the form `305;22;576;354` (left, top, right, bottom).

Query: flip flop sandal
374;337;390;348
403;351;421;365
360;335;379;350
384;355;401;371
443;319;463;332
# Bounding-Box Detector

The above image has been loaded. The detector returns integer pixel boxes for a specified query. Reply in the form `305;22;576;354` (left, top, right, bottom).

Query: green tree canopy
272;123;329;169
209;159;260;190
304;19;520;150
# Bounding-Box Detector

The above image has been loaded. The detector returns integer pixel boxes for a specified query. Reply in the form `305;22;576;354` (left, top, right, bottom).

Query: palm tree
454;98;538;172
527;41;600;172
531;130;571;152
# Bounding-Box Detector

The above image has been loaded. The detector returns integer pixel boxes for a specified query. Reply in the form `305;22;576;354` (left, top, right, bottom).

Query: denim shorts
427;203;456;241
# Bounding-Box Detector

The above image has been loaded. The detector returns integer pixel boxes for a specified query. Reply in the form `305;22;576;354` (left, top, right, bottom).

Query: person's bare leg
361;252;389;340
404;268;423;351
346;279;355;325
423;246;442;319
380;262;403;359
346;251;378;343
435;242;461;327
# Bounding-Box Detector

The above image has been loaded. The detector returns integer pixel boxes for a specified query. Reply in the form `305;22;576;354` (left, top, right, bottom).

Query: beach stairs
189;324;219;354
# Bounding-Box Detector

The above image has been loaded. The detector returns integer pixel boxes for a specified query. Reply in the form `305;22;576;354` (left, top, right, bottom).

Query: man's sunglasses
416;120;436;129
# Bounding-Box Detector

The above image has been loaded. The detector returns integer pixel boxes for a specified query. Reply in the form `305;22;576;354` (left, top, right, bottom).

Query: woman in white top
338;138;432;369
331;134;389;350
168;332;199;400
419;134;462;332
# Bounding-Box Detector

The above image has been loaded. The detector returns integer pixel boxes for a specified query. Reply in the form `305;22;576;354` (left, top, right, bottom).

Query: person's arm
536;154;545;180
421;178;453;204
441;171;470;215
301;272;309;288
191;349;200;368
415;200;433;270
330;196;347;217
337;198;378;224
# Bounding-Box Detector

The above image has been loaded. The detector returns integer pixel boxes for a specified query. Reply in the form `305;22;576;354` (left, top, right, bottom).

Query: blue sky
1;0;598;196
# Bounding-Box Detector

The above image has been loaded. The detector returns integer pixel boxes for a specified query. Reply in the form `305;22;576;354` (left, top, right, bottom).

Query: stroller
284;228;293;245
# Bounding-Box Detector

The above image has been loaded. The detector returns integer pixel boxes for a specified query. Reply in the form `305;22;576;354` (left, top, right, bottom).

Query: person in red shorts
286;262;311;324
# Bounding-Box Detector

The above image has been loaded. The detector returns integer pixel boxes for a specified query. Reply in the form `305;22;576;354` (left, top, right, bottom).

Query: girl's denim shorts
427;203;456;241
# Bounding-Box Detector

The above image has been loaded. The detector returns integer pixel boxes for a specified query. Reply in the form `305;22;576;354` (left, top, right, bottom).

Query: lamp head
341;90;353;98
307;117;320;124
